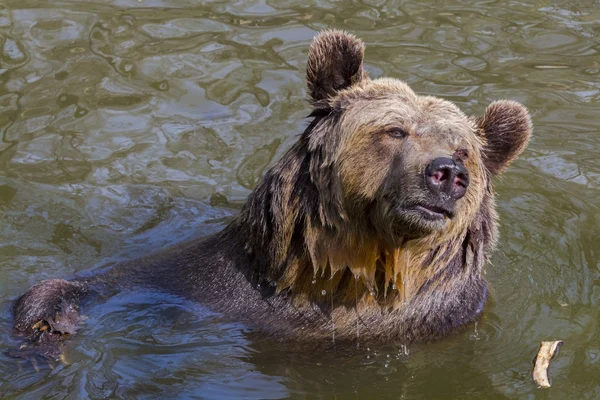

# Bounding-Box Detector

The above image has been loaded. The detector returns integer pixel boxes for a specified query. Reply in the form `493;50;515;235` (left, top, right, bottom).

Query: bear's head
305;30;532;248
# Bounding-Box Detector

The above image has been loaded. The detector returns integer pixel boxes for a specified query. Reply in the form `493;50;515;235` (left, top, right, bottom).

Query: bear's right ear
307;30;367;107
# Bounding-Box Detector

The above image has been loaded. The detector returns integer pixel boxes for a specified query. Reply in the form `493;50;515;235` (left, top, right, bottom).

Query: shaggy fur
13;30;532;350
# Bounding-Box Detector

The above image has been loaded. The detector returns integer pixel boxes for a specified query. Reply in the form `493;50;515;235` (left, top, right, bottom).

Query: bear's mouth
411;204;453;221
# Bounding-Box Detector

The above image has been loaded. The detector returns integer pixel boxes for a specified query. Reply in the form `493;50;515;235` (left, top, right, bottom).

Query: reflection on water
0;0;599;398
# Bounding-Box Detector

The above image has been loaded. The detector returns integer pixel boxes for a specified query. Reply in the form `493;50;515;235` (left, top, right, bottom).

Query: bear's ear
476;100;532;176
307;30;367;106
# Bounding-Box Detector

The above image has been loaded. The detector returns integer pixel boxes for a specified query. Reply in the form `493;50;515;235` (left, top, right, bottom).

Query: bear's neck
226;127;481;307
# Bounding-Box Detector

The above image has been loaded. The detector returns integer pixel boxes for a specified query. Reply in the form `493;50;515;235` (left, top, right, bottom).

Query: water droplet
257;283;261;289
392;284;397;290
321;290;326;296
366;355;370;359
312;279;316;284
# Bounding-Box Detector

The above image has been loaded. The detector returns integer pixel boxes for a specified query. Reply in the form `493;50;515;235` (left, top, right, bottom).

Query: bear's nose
425;157;469;200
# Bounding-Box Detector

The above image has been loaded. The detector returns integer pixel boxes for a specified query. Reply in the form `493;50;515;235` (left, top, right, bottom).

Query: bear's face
306;31;531;245
333;80;487;241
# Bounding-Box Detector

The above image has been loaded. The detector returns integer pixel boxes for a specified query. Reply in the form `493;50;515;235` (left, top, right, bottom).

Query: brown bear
13;30;531;350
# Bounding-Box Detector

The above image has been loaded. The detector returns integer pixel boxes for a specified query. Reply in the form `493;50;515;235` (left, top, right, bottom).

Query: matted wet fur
13;30;531;351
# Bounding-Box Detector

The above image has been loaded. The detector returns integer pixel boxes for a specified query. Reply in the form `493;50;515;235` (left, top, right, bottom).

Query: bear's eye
386;128;407;139
453;149;469;162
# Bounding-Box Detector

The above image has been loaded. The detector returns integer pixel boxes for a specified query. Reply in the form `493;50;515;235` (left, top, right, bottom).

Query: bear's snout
424;157;470;201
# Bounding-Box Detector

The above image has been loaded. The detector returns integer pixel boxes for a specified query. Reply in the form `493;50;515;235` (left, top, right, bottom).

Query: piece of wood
532;340;563;388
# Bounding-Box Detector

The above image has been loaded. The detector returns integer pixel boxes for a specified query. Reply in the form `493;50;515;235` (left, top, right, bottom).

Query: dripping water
354;278;360;347
469;321;481;341
330;278;335;344
400;250;410;358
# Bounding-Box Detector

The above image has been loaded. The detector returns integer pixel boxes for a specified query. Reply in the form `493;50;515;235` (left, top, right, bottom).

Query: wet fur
13;30;532;347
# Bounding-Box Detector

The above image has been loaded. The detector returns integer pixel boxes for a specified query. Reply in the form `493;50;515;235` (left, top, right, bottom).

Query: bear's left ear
306;30;367;107
476;100;532;176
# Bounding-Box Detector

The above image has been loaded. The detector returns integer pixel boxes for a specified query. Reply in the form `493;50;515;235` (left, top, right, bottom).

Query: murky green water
0;0;598;398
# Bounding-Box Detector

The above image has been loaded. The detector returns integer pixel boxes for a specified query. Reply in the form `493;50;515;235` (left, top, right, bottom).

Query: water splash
469;321;486;341
400;343;410;358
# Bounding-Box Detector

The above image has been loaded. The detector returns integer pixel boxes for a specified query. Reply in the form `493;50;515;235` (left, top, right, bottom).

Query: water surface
0;0;599;398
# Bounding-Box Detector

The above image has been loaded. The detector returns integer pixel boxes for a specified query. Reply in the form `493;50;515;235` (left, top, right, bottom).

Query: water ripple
0;0;599;398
